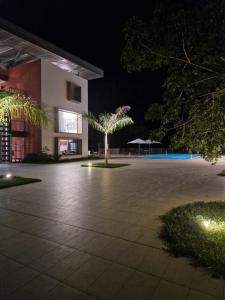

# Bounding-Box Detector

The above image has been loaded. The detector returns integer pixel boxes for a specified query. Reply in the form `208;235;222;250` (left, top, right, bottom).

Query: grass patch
81;163;130;168
217;170;225;176
160;201;225;278
0;175;41;189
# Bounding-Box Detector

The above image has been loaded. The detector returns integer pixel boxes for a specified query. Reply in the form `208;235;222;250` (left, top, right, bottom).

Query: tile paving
0;158;225;299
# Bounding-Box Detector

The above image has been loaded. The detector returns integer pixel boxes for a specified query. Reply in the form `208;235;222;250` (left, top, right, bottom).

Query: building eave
0;18;104;80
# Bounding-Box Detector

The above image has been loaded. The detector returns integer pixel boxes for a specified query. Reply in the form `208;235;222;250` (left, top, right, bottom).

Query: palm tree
0;89;48;162
84;106;134;164
0;89;48;127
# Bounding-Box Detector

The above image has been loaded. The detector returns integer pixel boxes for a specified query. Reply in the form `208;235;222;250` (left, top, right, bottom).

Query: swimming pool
140;153;201;159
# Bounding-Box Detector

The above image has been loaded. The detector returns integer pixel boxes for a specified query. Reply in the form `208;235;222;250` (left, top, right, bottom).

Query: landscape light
88;162;92;167
202;220;210;228
201;219;225;231
5;173;12;179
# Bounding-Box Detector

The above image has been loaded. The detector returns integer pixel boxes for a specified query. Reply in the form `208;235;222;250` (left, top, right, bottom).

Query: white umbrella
128;138;146;144
127;138;145;155
144;139;161;153
144;139;161;144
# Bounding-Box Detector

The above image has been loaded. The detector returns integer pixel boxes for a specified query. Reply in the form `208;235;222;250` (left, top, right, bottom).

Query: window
58;109;82;134
56;138;82;155
67;81;81;102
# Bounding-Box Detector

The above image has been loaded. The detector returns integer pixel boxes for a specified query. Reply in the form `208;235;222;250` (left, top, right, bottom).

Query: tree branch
140;42;220;74
182;38;191;63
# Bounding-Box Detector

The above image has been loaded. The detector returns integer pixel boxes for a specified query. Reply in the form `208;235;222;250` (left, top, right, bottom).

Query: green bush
23;151;57;163
160;201;225;278
23;153;101;164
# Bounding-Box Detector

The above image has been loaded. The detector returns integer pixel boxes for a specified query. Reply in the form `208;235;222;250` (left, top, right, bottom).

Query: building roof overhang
0;18;104;80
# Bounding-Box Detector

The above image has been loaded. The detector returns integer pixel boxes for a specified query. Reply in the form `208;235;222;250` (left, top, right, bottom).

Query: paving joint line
0;206;164;251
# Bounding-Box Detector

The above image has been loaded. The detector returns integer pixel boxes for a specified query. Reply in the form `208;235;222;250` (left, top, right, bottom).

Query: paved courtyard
0;158;225;300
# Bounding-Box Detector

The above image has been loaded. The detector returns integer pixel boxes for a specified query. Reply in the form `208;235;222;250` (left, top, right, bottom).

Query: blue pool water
140;153;201;159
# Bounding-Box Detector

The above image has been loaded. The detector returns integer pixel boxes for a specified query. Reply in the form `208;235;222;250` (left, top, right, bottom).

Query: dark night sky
0;2;163;149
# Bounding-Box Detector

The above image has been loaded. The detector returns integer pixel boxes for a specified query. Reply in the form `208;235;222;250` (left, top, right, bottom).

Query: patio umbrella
144;139;161;153
127;138;145;155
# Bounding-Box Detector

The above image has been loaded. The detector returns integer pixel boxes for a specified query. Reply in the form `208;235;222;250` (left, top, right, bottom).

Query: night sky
0;2;163;150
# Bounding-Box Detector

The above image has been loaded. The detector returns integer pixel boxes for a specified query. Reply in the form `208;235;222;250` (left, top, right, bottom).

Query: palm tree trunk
104;133;109;164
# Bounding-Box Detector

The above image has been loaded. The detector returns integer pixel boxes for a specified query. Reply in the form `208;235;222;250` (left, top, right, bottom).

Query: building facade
0;18;103;162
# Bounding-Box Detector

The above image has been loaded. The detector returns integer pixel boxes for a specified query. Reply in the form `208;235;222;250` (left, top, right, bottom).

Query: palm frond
0;92;48;127
84;106;134;134
83;112;105;133
99;113;112;133
115;106;131;117
108;116;134;134
0;89;16;100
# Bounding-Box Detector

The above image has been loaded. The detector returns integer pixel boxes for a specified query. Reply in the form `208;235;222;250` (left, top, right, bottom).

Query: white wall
41;60;88;157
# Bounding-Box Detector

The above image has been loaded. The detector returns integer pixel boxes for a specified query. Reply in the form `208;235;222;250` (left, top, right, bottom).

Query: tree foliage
83;106;134;135
0;89;48;127
122;0;225;162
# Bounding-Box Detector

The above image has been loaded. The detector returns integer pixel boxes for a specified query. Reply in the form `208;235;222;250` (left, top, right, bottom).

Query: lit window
57;138;82;155
58;109;82;134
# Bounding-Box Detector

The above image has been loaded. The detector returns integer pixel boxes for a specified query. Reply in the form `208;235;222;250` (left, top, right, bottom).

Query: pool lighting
5;173;12;179
88;162;92;167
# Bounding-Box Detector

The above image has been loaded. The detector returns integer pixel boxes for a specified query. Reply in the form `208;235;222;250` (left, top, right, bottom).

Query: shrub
160;201;225;278
23;151;56;163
